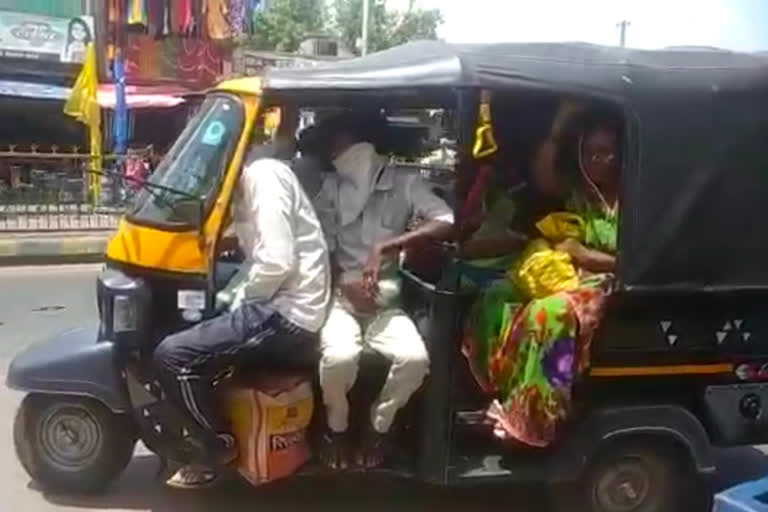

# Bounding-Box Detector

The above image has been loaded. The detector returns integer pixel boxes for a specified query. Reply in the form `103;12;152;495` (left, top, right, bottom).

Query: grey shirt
314;165;454;285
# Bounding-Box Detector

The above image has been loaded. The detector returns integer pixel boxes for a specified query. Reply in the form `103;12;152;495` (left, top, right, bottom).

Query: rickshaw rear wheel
14;394;136;494
551;439;693;512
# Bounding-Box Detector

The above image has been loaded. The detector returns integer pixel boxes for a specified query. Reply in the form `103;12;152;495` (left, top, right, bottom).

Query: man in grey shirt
314;115;454;468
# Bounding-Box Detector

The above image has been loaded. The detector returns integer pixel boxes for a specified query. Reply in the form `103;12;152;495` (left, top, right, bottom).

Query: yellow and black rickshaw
8;41;768;512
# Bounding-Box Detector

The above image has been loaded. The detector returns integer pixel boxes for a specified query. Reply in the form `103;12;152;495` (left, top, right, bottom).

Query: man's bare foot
319;431;351;470
356;430;389;469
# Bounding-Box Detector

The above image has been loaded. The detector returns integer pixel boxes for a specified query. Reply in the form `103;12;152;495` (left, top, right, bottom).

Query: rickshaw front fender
554;404;715;480
6;326;130;413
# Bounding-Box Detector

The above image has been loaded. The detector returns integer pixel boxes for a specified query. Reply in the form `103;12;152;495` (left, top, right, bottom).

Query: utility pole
617;20;631;47
361;0;370;56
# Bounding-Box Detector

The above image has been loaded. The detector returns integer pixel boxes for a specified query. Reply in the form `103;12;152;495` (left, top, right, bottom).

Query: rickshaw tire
549;438;696;512
14;393;136;494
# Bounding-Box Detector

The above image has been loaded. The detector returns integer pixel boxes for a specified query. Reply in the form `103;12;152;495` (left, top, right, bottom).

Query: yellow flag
64;42;102;204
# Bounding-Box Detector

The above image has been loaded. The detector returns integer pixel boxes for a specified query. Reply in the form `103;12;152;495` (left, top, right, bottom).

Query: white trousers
319;297;430;434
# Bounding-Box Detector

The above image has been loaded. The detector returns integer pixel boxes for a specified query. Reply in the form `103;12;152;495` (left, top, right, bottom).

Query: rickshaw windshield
128;94;245;228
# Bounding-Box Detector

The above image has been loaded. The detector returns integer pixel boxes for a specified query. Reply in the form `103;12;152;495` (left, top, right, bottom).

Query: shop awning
0;80;193;109
97;84;192;109
0;80;70;100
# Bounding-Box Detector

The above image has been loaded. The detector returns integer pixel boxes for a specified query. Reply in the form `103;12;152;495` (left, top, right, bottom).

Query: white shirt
219;158;331;332
314;165;454;284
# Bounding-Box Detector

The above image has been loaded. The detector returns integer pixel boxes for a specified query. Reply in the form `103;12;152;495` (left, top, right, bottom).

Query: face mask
333;142;377;182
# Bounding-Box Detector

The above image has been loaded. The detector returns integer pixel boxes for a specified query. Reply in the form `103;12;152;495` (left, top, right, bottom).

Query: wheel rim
593;456;653;512
37;403;104;472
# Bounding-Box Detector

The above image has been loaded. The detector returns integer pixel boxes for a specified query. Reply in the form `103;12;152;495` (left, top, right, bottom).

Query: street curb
0;234;110;266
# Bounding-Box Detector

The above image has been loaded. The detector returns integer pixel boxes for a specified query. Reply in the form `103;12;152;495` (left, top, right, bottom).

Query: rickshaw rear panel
593;291;768;362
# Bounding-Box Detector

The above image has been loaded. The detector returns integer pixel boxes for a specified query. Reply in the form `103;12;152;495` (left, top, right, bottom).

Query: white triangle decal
716;331;728;344
667;335;678;346
735;319;744;329
660;321;672;333
743;332;752;342
723;321;733;331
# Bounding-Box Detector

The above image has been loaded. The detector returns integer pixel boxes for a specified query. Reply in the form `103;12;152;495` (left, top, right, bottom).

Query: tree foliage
249;0;327;52
333;0;443;54
245;0;443;54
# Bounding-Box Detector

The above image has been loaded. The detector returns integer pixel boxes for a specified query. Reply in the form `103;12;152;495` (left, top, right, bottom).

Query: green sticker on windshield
202;121;226;146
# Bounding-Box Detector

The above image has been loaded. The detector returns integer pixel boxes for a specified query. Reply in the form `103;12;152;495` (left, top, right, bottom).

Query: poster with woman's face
0;11;93;64
61;16;94;63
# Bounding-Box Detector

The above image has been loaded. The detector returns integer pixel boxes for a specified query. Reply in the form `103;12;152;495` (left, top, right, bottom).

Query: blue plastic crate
714;476;768;512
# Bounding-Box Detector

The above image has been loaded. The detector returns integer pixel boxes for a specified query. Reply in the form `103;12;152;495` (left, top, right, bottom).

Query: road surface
1;264;766;511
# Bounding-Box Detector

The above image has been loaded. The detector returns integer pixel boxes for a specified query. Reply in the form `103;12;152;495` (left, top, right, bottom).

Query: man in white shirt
314;115;454;469
152;152;331;486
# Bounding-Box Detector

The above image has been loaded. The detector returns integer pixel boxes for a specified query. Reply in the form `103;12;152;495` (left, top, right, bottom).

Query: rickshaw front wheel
14;394;136;494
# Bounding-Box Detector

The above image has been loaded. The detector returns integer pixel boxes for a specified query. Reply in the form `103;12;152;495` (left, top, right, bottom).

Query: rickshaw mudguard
6;326;130;413
553;404;715;480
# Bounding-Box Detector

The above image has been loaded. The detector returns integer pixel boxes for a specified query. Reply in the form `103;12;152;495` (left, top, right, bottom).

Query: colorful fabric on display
229;0;247;36
172;0;194;34
112;55;128;154
124;34;223;85
205;0;232;39
109;0;122;23
127;0;148;26
147;0;170;37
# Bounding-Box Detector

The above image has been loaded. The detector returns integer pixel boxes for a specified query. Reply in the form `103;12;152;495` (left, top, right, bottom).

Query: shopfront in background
231;48;336;77
106;0;245;152
0;10;96;204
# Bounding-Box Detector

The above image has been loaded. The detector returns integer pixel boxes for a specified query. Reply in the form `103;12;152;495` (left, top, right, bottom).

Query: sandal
165;464;219;490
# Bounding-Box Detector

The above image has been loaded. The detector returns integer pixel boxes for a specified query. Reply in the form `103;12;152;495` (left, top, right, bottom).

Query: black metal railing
0;150;149;232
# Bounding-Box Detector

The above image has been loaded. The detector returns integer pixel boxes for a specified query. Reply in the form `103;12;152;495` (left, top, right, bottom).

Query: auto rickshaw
8;41;768;512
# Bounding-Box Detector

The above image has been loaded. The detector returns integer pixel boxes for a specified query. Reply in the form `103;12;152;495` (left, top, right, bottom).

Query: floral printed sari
464;192;617;447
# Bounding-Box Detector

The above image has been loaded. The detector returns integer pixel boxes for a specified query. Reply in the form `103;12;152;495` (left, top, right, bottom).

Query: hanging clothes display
172;0;195;35
163;0;172;35
148;0;170;37
194;0;204;35
109;0;122;23
229;0;247;37
127;0;148;26
204;0;232;40
108;0;126;58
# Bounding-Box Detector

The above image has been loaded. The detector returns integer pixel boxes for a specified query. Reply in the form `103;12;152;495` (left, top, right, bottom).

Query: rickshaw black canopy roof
266;42;768;292
264;40;767;92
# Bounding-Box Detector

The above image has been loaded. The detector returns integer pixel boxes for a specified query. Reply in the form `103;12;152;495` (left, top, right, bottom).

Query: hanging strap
472;89;498;159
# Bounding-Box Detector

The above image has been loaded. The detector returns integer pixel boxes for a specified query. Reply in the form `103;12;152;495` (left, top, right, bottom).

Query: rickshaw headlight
113;295;138;333
97;267;150;347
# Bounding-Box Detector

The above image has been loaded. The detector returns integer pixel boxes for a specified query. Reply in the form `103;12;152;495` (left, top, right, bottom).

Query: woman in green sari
465;114;621;448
